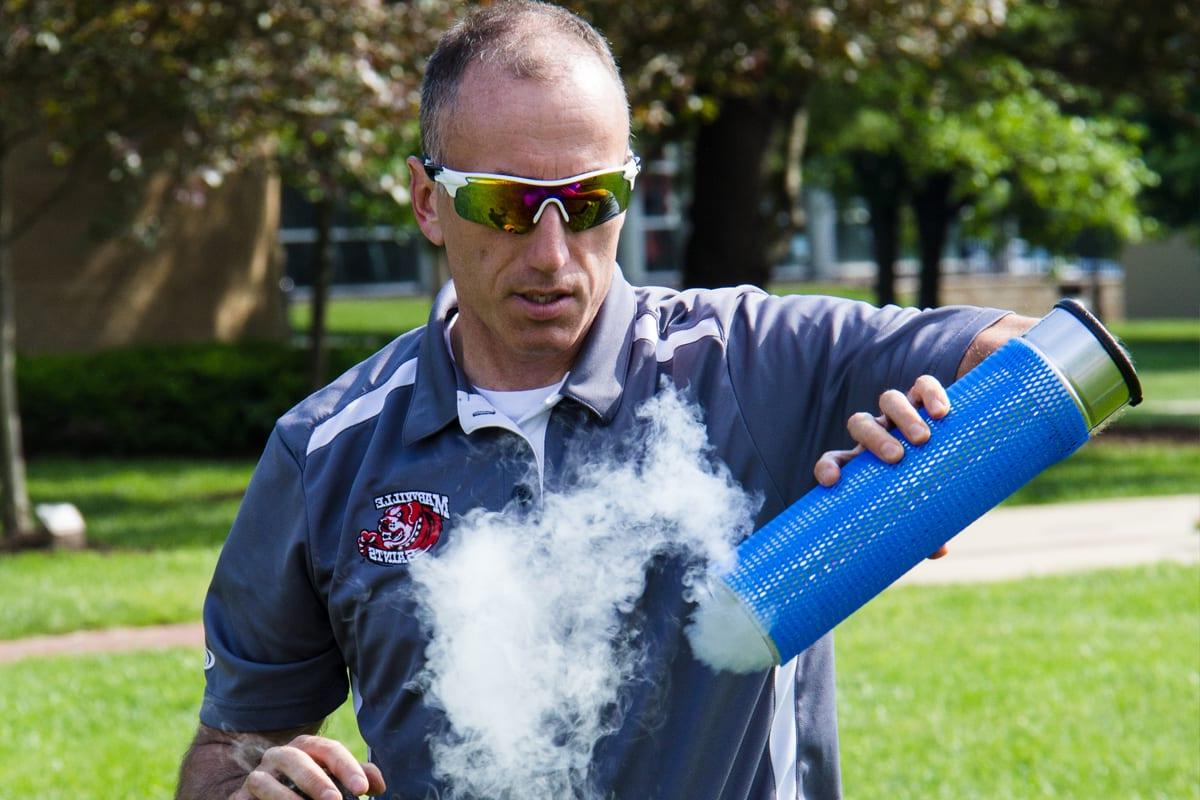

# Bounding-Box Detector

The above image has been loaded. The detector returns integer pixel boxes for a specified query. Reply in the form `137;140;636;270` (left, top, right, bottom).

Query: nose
525;202;571;273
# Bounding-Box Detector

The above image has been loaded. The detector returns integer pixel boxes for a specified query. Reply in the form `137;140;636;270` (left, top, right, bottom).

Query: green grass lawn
1111;318;1199;431
0;647;366;799
0;548;218;639
288;294;432;342
1004;438;1199;505
837;563;1200;799
6;435;1196;641
3;458;253;639
285;282;882;340
0;564;1193;798
26;457;254;550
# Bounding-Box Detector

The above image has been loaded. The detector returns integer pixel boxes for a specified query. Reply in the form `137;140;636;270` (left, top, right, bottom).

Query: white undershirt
445;315;565;485
476;381;564;483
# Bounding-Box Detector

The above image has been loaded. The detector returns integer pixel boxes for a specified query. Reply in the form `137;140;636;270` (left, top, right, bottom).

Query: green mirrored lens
561;172;630;232
455;177;536;234
454;170;632;234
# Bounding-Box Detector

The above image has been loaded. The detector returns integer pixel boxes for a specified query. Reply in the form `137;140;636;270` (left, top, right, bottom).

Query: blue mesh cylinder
723;337;1091;664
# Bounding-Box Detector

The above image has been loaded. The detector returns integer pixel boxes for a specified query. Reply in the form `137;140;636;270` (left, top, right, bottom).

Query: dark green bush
18;342;376;457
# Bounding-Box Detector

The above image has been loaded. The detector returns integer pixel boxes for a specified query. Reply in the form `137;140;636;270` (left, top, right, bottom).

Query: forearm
175;723;318;800
956;313;1038;378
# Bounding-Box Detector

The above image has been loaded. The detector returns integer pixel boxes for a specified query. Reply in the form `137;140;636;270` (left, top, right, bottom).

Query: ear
407;155;445;246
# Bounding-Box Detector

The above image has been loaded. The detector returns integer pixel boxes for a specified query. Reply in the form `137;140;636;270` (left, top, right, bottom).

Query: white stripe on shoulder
307;357;418;455
634;314;722;362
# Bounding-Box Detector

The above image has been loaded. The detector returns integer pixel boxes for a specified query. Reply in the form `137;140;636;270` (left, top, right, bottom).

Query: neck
450;322;574;391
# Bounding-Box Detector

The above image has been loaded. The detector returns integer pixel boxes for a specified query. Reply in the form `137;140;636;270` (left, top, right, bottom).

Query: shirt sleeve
199;427;349;732
725;292;1011;504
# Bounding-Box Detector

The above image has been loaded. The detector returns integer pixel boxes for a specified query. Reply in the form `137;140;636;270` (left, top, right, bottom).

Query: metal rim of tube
1052;299;1143;407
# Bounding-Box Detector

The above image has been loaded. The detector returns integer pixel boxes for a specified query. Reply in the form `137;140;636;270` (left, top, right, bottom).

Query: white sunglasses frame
422;156;642;228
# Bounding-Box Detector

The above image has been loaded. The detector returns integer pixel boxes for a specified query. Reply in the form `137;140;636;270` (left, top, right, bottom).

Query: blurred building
278;185;428;299
7;140;289;353
1122;233;1200;319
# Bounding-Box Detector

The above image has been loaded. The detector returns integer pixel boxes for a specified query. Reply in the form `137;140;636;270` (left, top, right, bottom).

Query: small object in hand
279;773;360;800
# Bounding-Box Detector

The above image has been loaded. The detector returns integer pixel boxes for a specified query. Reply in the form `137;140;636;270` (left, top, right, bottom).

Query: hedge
18;341;376;457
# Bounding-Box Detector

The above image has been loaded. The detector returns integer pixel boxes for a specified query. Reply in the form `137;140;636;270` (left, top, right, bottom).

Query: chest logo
357;491;448;565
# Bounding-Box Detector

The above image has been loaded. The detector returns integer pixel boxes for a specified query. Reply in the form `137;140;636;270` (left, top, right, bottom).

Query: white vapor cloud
407;388;757;800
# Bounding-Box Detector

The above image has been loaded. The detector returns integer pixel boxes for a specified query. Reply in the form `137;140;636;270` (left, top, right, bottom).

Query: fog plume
407;389;756;800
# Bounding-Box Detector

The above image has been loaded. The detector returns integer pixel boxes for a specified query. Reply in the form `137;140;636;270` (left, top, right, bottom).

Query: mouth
519;291;567;304
512;289;575;319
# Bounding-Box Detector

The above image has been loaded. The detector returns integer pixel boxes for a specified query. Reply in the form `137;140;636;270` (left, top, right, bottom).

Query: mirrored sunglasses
423;157;640;234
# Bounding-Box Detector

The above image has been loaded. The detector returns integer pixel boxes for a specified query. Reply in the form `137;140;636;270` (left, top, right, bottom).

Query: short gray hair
419;1;627;162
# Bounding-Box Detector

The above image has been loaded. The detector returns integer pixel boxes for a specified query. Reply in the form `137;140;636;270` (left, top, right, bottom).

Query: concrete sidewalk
898;494;1200;585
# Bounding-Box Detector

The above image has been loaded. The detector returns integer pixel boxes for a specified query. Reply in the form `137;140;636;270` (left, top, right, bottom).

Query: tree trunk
0;136;38;542
911;171;957;309
852;151;907;307
309;196;335;391
682;96;779;289
783;106;810;233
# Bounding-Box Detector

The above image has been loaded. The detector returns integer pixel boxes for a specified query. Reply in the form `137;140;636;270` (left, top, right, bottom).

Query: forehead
440;55;629;180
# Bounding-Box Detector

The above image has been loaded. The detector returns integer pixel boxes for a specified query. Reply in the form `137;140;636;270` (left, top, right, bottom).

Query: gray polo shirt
200;272;1006;799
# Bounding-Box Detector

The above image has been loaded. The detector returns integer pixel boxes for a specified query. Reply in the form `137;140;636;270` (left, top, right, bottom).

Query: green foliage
811;52;1158;253
1;1;453;239
573;0;1008;140
194;2;452;222
17;342;373;457
998;1;1200;233
838;563;1200;798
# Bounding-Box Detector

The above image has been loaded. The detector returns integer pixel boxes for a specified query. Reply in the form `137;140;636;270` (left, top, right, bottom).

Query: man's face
409;55;630;389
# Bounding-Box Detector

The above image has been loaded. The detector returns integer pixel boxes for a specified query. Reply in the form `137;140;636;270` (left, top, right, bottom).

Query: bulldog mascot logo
357;492;447;565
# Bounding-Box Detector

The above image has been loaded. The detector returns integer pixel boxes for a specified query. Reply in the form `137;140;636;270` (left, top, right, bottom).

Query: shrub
18;341;376;457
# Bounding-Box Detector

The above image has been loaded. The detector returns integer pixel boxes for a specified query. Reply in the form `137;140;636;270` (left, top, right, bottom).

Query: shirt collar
401;267;638;445
559;269;636;422
401;282;467;445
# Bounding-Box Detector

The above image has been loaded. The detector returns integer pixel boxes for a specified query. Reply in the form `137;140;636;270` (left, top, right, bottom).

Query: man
176;3;1031;798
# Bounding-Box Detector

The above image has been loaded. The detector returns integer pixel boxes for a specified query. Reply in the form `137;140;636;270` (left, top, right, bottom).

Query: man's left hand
812;374;952;560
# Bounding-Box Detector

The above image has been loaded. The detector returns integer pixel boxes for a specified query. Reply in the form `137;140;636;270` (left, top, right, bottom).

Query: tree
992;0;1199;235
0;1;447;543
850;151;908;307
810;53;1156;307
572;0;1008;289
2;2;241;544
189;3;446;387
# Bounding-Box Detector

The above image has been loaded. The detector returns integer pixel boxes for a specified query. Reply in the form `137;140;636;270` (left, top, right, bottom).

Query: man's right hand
176;724;386;800
234;733;385;800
